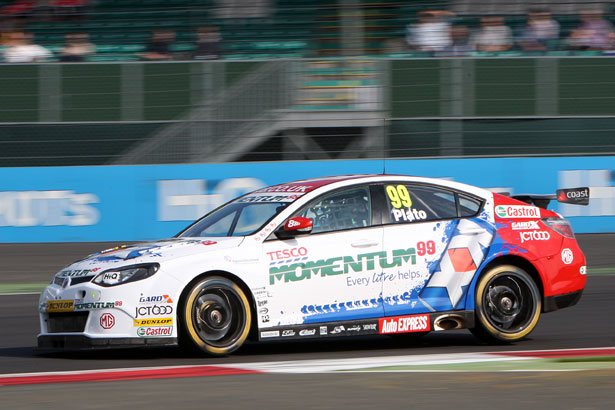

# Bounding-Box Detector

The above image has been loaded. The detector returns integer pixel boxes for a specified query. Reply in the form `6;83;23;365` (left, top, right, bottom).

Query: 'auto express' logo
135;304;173;318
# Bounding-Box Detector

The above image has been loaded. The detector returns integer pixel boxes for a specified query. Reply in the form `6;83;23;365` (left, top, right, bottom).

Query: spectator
3;31;52;62
568;9;615;51
440;25;474;56
518;7;560;52
192;26;221;60
472;16;513;52
58;32;94;62
139;30;175;61
406;10;454;52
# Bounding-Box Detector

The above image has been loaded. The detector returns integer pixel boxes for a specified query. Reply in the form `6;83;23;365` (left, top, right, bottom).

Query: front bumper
37;335;177;350
38;275;181;345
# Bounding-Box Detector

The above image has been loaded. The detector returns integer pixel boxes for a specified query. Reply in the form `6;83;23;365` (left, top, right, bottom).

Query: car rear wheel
181;276;251;356
471;265;541;343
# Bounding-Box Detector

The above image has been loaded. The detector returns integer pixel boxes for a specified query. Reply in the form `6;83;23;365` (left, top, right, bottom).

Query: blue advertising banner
1;157;613;242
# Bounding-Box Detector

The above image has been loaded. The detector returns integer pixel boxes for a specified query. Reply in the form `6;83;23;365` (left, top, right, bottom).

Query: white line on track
339;369;579;373
226;353;528;373
1;346;612;379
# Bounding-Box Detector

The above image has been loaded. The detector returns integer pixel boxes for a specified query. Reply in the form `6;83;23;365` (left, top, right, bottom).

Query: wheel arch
177;270;259;343
466;254;545;311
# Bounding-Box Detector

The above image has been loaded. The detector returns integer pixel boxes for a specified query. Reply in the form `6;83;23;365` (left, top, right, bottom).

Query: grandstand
0;1;613;60
1;1;615;167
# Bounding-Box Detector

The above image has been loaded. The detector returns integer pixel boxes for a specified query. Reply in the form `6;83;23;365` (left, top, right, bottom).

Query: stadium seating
19;0;329;61
8;0;613;61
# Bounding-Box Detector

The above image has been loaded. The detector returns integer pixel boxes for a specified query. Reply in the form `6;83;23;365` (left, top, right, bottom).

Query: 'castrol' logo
495;205;540;219
137;326;172;337
520;230;550;243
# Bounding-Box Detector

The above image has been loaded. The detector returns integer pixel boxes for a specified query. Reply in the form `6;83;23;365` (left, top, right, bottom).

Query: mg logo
561;248;574;265
100;313;115;329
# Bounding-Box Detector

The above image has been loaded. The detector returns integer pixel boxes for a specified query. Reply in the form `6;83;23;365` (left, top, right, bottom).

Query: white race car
38;175;587;355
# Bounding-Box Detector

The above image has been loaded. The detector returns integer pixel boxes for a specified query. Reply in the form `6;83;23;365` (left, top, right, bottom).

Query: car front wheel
181;276;251;356
471;265;541;343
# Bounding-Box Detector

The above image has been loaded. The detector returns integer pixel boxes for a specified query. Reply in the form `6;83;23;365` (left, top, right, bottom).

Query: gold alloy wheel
472;265;541;343
182;276;251;355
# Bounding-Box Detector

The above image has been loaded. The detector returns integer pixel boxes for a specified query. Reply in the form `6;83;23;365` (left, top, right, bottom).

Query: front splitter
37;335;177;350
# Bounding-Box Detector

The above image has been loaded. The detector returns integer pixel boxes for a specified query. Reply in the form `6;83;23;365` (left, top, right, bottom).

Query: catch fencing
1;156;614;242
2;57;615;166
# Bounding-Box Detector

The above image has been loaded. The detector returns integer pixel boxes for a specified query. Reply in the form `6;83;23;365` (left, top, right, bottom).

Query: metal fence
3;56;615;166
3;1;615;166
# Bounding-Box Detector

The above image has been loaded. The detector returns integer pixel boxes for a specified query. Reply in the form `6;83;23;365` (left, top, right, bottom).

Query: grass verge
0;283;48;295
588;267;615;275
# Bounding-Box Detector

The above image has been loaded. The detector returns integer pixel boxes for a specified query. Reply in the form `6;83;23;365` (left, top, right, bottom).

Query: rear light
542;217;575;238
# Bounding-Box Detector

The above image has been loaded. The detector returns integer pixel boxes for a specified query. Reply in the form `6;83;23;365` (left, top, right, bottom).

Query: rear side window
458;194;481;217
384;184;457;223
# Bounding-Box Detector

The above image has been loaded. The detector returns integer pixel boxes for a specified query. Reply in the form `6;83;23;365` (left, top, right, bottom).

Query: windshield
178;201;288;237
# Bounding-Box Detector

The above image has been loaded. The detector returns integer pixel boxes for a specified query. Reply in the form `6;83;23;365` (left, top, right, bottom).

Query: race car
38;175;588;355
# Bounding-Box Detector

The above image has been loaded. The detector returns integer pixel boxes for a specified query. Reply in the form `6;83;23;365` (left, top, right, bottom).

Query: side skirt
258;310;475;341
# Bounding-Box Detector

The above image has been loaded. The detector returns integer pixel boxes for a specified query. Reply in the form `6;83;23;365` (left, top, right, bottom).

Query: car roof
252;175;375;195
244;174;490;204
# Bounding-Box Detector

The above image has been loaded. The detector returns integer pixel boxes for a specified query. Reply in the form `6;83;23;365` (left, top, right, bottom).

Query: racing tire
470;265;541;343
180;276;252;356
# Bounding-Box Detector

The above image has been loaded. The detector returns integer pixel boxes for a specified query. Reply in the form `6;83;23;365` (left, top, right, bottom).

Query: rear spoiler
511;187;589;209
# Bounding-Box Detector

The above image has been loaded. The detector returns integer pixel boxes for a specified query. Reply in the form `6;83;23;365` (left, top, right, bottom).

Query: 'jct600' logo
135;304;173;318
520;230;550;243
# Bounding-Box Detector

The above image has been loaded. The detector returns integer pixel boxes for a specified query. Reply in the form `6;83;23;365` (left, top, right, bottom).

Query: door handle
351;240;379;248
458;228;486;235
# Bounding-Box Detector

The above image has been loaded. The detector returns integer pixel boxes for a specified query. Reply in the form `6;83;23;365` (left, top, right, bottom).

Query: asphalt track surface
1;235;614;408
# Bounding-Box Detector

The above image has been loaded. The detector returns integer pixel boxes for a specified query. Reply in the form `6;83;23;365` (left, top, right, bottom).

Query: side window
385;184;457;223
198;212;236;236
295;186;372;234
234;203;284;236
458;194;481;217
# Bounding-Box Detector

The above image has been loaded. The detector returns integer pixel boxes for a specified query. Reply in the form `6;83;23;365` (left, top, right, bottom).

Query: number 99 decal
417;240;436;256
386;185;412;209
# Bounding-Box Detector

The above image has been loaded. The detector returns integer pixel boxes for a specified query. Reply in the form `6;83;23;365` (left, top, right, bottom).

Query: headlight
92;264;160;287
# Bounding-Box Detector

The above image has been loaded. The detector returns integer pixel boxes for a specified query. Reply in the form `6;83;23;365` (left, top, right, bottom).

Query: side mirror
275;217;313;239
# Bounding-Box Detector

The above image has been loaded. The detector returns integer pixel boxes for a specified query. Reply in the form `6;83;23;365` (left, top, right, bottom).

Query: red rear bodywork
492;194;586;312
